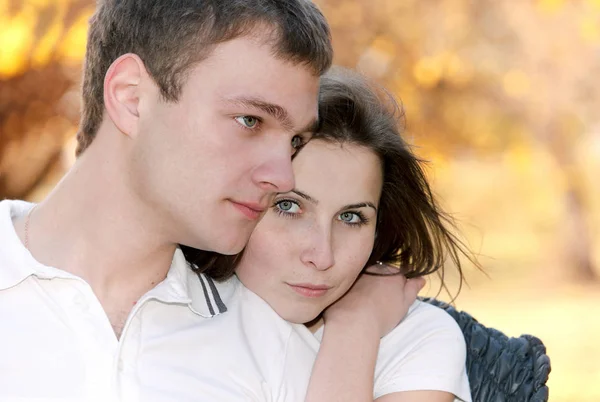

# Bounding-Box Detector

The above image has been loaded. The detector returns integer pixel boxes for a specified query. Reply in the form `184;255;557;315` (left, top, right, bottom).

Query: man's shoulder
0;199;35;288
235;281;292;328
231;282;298;357
0;199;31;225
206;276;293;335
0;199;34;239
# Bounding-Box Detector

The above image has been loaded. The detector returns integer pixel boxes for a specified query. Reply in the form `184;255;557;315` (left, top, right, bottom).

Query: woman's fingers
364;262;402;275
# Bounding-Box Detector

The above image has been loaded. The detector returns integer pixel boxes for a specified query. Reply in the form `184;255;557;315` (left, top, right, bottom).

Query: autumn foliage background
1;0;599;400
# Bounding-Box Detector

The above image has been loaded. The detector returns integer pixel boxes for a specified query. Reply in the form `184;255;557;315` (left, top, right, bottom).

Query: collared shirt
0;199;470;402
0;200;241;402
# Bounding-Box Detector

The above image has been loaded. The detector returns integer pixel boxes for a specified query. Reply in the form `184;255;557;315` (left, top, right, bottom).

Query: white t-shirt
0;199;470;402
290;300;472;401
230;282;472;402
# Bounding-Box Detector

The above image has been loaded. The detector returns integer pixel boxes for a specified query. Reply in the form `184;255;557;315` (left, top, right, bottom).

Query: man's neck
14;146;177;334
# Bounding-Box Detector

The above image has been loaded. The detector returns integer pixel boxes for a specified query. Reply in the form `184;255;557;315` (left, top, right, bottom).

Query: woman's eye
339;212;361;223
275;200;300;213
235;115;259;129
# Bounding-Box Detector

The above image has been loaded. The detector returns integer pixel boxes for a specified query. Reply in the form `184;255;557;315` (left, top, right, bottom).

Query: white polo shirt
0;199;470;402
0;200;253;401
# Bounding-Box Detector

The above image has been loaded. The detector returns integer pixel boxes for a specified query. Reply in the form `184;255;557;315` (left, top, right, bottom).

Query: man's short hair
76;0;333;155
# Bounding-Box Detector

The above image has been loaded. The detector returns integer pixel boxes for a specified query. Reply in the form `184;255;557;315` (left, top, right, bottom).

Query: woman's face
235;139;383;323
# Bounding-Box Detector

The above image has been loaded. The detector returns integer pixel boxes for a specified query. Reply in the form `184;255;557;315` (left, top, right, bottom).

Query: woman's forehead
292;140;383;208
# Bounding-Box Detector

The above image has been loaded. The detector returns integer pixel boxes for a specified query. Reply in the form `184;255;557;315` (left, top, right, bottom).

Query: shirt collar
0;200;69;290
0;200;232;318
134;247;235;319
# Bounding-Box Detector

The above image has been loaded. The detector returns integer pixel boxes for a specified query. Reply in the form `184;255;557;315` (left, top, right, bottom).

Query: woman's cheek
350;230;376;263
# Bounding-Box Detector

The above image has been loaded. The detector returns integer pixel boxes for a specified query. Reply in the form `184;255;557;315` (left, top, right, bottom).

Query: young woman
185;68;474;401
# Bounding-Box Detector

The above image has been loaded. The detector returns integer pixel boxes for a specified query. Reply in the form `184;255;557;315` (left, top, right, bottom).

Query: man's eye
235;116;259;129
291;135;304;149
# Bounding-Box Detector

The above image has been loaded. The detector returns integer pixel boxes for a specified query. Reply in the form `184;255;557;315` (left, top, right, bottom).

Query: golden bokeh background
1;0;599;400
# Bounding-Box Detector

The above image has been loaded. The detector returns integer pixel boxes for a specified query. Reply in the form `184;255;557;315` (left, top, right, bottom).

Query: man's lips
287;283;332;298
230;200;266;220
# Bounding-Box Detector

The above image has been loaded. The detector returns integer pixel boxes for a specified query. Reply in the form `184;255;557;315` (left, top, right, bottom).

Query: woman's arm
304;266;425;402
304;312;380;402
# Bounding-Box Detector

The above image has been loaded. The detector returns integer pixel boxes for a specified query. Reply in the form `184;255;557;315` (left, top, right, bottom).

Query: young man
0;0;332;400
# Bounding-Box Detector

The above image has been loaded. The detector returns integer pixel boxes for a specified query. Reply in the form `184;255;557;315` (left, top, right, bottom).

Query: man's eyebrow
223;96;294;131
291;189;318;204
343;202;378;212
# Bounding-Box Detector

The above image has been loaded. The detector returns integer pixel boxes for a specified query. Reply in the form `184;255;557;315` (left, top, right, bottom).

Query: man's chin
211;236;249;256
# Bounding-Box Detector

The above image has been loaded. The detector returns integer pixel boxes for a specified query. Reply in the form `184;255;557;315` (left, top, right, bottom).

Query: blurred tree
1;0;598;281
315;0;600;281
0;0;92;199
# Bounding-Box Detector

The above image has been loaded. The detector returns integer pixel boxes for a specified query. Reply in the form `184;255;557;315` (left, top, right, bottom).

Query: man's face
130;34;320;254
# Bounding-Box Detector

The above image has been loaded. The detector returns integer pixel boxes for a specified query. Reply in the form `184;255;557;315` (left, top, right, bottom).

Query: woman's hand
305;266;427;402
323;264;426;338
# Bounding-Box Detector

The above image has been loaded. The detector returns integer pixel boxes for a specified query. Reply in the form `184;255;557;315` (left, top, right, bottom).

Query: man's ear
103;53;147;138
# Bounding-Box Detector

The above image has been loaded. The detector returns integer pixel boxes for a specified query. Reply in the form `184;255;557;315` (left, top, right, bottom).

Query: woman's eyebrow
343;202;377;212
291;189;318;204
